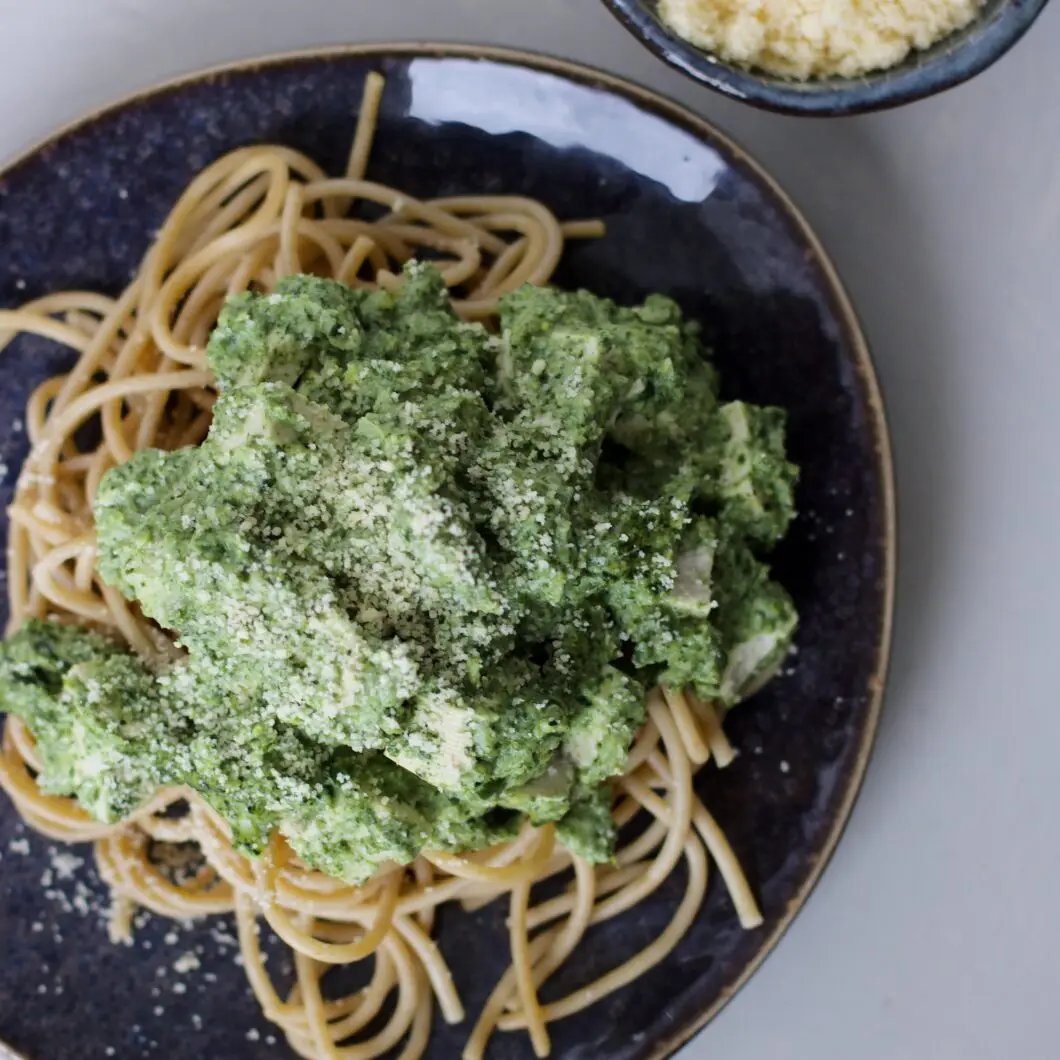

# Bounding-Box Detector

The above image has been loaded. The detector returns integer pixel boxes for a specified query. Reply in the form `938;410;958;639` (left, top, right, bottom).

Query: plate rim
0;42;897;1060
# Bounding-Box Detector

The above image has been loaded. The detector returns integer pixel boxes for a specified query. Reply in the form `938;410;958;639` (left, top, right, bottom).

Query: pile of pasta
0;73;761;1060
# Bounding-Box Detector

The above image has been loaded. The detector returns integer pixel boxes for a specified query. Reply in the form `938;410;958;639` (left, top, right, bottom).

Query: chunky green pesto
0;264;798;880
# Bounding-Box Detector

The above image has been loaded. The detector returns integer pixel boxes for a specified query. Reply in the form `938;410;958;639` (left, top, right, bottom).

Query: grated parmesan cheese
659;0;983;79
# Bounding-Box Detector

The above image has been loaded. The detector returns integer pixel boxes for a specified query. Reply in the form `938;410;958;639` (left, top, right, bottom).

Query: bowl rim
0;42;897;1059
600;0;1051;115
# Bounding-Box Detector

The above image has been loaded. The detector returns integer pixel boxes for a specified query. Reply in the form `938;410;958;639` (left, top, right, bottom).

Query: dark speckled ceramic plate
0;45;894;1060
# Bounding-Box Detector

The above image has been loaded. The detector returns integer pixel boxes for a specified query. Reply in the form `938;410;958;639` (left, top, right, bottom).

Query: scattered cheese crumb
51;851;83;880
173;952;200;974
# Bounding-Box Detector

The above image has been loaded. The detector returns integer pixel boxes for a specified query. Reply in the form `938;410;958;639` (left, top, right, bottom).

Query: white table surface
1;2;1058;1058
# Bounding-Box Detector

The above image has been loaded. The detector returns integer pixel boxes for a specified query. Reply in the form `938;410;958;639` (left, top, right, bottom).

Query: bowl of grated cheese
602;0;1050;113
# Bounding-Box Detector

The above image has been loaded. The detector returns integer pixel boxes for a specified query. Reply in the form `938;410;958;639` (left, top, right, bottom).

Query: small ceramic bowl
601;0;1050;114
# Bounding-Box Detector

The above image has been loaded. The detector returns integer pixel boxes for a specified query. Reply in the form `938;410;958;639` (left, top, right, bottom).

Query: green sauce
0;264;798;880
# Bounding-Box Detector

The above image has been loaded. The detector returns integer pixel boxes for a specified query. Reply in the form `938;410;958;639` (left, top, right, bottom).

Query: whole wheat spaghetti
0;73;763;1060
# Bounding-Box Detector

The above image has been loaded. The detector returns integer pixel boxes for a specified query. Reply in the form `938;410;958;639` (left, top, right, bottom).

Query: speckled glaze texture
602;0;1050;114
0;47;894;1060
